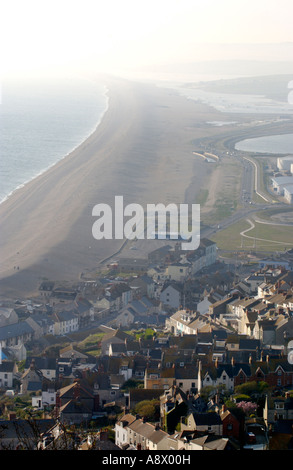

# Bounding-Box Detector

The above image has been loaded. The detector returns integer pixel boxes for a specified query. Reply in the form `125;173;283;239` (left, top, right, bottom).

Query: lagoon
235;133;293;154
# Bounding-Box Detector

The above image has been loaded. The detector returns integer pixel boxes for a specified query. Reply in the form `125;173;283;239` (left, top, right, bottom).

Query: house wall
115;423;129;448
160;286;181;309
53;317;79;336
41;368;56;381
144;371;174;390
175;378;198;393
166;265;190;282
0;371;14;388
221;413;241;439
112;311;134;328
181;414;223;435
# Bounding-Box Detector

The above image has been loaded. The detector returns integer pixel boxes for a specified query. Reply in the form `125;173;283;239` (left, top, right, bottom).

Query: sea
1;74;293;207
0;76;109;204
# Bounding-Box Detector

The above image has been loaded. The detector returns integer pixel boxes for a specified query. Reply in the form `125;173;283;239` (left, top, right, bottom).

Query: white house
166;309;209;336
51;310;79;335
0;362;18;389
32;387;56;410
115;414;137;448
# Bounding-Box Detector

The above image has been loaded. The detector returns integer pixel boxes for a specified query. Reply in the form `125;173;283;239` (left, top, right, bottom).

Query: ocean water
0;77;108;204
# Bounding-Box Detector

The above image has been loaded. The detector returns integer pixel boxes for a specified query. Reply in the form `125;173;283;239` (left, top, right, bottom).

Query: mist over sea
0;77;108;204
1;73;293;208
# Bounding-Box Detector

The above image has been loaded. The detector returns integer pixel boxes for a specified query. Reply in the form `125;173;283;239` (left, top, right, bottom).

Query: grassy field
211;218;293;253
210;220;251;251
244;221;293;251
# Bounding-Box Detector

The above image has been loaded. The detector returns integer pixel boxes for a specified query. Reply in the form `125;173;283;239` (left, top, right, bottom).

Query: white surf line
240;219;293;246
242;156;271;203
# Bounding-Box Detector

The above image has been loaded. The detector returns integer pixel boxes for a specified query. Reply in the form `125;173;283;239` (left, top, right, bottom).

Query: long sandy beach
0;77;226;297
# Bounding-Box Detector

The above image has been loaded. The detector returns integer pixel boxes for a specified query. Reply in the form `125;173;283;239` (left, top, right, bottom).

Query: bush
234;381;268;397
134;399;160;422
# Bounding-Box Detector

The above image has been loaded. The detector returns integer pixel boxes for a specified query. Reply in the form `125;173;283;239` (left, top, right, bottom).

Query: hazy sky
1;0;293;79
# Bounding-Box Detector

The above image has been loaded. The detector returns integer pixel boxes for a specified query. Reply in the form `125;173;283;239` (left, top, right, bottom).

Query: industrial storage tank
277;155;293;171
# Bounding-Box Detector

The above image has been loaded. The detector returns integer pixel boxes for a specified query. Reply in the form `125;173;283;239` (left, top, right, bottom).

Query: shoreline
0;83;110;206
0;77;222;297
0;78;292;298
1;76;290;299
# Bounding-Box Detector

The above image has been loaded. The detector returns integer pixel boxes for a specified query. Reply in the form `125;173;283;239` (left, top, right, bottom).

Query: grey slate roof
192;412;222;425
0;362;15;372
0;321;34;341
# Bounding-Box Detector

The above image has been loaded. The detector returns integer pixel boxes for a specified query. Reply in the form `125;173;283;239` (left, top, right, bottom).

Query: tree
236;401;257;417
134;399;160;422
122;379;143;391
234;381;268;397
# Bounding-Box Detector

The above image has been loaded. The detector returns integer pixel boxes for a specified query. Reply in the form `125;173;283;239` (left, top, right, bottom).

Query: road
96;145;290;266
